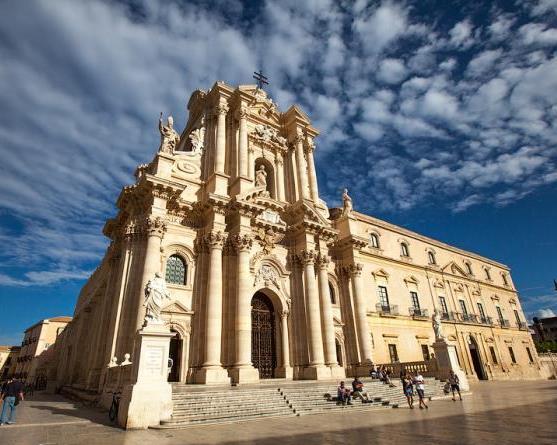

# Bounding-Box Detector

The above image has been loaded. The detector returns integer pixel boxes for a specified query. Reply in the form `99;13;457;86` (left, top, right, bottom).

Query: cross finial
253;70;269;89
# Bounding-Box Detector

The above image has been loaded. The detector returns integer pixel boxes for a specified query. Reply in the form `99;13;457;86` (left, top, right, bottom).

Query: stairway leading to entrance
154;377;446;428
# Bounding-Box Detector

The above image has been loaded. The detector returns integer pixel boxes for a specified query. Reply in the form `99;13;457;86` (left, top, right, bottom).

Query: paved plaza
0;380;556;445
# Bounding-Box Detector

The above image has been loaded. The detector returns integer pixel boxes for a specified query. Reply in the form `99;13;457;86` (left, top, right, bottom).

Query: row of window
369;234;509;286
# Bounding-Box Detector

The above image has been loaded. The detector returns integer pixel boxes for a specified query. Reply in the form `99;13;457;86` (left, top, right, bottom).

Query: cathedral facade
45;82;541;395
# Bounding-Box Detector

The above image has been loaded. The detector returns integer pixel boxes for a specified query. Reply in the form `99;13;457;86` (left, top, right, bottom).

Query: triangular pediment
372;268;390;279
161;301;192;315
441;261;469;277
404;275;419;285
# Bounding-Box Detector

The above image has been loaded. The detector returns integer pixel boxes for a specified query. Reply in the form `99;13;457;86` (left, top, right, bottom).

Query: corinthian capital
235;106;249;120
297;249;317;265
145;216;167;238
348;263;363;277
204;231;225;249
217;103;229;115
316;252;331;269
230;233;253;252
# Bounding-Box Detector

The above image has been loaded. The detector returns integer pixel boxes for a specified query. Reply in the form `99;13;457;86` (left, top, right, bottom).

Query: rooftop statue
158;112;180;154
342;188;353;216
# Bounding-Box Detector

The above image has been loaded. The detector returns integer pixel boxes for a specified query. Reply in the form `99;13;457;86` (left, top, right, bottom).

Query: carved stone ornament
144;272;172;326
258;209;281;224
159;113;180;154
432;309;445;341
252;124;287;147
254;264;281;289
188;127;205;153
231;233;253;252
146;216;167;238
316;252;331;269
204;231;225;249
255;227;284;255
342;188;353;216
297;249;317;265
346;263;363;277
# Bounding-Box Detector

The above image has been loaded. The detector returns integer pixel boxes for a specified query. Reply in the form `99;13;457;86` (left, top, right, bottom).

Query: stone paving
0;380;556;445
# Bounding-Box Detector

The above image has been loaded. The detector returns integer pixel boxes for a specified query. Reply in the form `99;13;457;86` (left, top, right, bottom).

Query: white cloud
534;308;556;318
377;58;408;84
519;23;557;46
466;49;502;77
449;20;474;48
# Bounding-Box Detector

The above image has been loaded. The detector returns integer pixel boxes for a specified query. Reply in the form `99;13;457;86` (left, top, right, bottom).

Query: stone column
316;254;337;367
230;234;259;383
237;107;249;177
306;141;319;202
275;153;285;202
299;250;328;379
196;231;229;384
277;309;293;378
294;133;309;200
349;264;373;365
135;217;166;330
215;103;228;174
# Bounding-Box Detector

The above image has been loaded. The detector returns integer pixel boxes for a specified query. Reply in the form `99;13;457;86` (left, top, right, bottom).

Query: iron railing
376;303;399;315
409;307;429;318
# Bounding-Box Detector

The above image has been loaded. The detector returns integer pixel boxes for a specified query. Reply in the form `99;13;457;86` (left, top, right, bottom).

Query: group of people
336;377;373;405
0;378;25;426
370;365;396;387
400;371;428;409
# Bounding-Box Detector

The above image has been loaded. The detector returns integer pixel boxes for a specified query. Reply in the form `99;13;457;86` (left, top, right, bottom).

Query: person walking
403;373;414;409
448;370;462;401
413;372;428;409
0;378;24;425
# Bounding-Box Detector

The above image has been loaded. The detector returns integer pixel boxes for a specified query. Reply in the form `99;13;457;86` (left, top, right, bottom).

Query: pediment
441;261;469;278
432;278;445;289
404;275;419;285
162;301;192;315
372;268;390;280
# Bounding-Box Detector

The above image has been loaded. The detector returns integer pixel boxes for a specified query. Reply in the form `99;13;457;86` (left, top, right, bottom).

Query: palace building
42;82;541;400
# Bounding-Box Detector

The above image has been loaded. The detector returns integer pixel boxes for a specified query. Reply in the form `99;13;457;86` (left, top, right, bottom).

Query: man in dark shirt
0;378;24;425
351;377;371;403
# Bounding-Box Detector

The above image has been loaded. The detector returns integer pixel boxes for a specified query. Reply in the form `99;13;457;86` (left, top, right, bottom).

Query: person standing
448;370;462;401
0;378;24;425
403;373;414;409
414;372;428;409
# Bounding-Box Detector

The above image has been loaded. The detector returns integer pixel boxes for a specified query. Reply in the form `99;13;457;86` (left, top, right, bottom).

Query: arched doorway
168;330;182;382
251;292;277;379
468;336;487;380
335;338;343;367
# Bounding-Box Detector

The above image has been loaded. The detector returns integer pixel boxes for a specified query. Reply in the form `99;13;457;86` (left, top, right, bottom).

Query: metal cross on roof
253;70;269;89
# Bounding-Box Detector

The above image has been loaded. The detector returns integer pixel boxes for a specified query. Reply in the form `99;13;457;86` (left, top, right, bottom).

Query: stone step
165;406;294;423
157;411;298;428
171;406;293;418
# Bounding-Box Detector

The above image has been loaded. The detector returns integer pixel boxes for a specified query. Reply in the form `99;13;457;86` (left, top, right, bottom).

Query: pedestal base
229;175;253;197
330;364;346;379
229;366;260;384
302;365;332;380
207;172;230;196
119;381;173;429
432;340;470;391
195;366;231;384
276;366;294;379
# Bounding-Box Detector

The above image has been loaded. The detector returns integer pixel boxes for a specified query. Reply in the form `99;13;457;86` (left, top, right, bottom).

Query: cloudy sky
1;0;556;344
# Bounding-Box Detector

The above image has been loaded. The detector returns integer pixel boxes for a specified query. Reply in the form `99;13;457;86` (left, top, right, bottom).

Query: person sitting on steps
337;381;352;405
351;377;371;403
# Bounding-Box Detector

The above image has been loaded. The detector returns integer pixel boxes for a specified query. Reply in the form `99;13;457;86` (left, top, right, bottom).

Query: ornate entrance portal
251;292;277;379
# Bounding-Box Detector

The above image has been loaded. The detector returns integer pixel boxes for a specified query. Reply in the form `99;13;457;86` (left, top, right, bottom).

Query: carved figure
342;188;353;216
144;272;171;325
432;310;445;340
158;112;180;154
255;164;267;187
256;227;284;254
188;128;204;153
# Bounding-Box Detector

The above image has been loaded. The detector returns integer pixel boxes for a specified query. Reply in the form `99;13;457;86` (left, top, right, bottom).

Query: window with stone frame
427;250;436;265
484;267;492;281
508;346;516;364
388;344;399;363
502;273;509;286
328;282;336;305
526;347;534;363
377;286;389;309
439;296;449;315
400;242;410;257
489;346;498;364
165;254;187;285
410;291;420;310
370;233;380;249
464;261;473;275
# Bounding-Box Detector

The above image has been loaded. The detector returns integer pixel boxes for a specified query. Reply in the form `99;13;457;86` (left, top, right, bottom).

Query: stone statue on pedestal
255;164;267;187
144;272;171;325
432;310;445;340
158;112;180;154
342;188;353;216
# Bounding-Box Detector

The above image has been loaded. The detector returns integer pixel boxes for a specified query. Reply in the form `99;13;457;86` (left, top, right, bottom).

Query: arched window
165;254;187;285
401;242;410;257
370;233;380;249
329;282;336;304
484;267;491;281
502;273;508;286
428;251;436;265
465;261;473;275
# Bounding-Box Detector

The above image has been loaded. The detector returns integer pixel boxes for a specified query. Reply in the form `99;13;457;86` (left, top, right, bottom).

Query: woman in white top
413;373;428;409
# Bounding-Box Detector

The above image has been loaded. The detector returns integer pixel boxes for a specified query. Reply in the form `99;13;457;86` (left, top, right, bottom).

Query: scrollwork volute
315;252;331;269
204;231;225;249
297;249;317;265
145;216;167;238
216;103;229;115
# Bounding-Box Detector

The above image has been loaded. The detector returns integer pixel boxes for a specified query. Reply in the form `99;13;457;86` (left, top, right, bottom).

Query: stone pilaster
215;102;229;174
348;263;373;365
294;132;309;200
238;107;249;177
275;152;285;202
276;309;293;378
195;231;230;384
229;234;260;383
305;138;319;202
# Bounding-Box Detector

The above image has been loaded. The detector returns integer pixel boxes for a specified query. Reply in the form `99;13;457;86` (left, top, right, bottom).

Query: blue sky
1;0;556;345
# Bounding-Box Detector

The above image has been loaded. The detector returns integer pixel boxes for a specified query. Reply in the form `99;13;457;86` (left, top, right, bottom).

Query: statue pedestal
432;339;469;391
117;324;174;429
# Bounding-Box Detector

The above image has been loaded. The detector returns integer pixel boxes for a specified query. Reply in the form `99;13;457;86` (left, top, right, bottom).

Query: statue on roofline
342;188;353;216
158;112;180;154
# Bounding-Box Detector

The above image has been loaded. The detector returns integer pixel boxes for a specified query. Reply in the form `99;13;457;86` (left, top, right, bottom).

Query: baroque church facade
44;82;541;394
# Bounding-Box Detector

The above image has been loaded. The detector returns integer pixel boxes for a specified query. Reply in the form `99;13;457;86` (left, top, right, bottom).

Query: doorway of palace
468;336;487;380
335;339;344;366
251;291;277;379
168;330;182;382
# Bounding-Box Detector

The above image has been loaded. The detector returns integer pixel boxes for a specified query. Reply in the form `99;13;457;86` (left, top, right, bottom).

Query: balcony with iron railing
478;316;494;326
441;312;456;321
376;303;399;316
498;319;510;328
409;307;429;319
517;321;528;330
459;313;478;323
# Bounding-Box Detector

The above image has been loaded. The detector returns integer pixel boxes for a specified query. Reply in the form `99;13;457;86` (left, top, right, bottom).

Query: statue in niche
255;164;267;187
158;112;180;154
342;188;353;216
144;272;171;325
432;309;445;341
